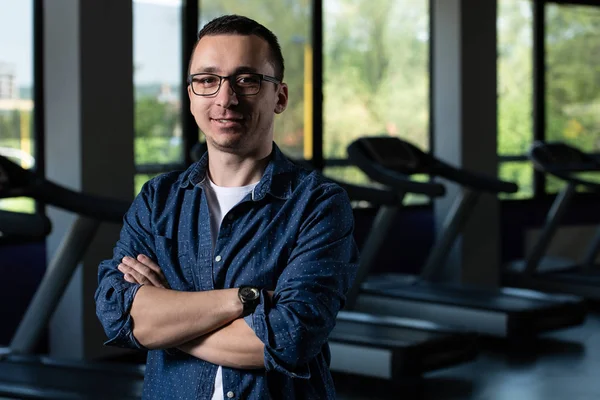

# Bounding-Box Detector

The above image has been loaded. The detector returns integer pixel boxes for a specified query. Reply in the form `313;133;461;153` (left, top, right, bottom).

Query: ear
187;85;194;113
274;83;289;114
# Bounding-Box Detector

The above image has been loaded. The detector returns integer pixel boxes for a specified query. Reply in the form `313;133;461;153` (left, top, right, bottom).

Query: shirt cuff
102;283;146;350
103;313;146;350
247;291;311;379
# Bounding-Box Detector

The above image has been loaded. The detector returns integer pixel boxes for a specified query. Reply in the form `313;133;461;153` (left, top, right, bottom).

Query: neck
207;145;271;187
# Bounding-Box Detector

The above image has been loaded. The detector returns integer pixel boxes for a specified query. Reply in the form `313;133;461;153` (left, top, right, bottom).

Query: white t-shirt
203;178;259;400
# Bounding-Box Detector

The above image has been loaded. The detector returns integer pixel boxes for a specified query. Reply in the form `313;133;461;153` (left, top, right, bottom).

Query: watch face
241;287;260;301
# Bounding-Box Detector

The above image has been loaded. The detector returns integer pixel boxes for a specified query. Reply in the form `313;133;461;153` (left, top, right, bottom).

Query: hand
118;254;170;289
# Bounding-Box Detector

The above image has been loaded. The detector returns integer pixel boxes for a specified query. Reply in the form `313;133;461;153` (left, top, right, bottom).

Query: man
95;15;358;400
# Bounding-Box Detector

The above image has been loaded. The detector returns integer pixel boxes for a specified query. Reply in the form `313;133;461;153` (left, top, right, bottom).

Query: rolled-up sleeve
246;184;359;378
94;181;157;349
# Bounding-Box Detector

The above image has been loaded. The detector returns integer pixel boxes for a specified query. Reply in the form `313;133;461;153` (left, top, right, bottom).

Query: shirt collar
179;142;296;201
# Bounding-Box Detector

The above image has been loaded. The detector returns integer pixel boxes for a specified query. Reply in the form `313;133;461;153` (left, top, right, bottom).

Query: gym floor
1;311;597;400
334;309;600;400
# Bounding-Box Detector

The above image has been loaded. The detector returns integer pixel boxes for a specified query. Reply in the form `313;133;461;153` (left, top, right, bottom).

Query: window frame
191;0;431;201
498;0;600;199
0;0;45;215
33;0;45;214
153;0;600;202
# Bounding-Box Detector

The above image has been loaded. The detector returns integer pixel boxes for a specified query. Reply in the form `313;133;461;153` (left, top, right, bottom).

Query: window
497;0;600;199
545;2;600;193
497;0;534;199
323;0;429;159
0;0;35;213
198;0;311;161
322;0;429;204
133;0;184;194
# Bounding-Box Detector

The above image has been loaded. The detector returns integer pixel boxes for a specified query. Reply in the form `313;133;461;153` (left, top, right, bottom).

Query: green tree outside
130;1;600;200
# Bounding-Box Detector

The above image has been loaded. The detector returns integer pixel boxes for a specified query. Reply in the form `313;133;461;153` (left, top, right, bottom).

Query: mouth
211;117;243;125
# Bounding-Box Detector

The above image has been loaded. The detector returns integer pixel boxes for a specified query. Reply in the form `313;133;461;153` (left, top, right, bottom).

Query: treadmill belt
330;318;477;375
332;318;444;347
362;280;580;313
547;268;600;285
0;360;143;400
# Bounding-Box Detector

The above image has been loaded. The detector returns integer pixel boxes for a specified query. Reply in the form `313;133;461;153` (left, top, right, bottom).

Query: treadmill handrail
0;210;51;241
0;155;131;222
348;137;516;194
289;156;406;206
529;140;600;173
543;171;600;192
433;161;518;194
529;141;600;191
347;140;446;197
333;181;403;206
36;181;130;223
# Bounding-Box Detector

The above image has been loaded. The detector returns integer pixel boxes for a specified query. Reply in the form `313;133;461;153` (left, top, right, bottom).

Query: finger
119;262;163;288
123;273;139;284
136;254;168;282
122;255;168;286
118;265;140;284
122;257;164;287
136;254;159;272
135;255;170;289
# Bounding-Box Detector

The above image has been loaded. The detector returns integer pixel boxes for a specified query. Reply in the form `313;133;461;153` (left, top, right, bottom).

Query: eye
236;74;261;86
194;75;219;86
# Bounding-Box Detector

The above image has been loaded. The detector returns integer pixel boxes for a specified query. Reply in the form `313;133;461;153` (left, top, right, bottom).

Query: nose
215;78;238;108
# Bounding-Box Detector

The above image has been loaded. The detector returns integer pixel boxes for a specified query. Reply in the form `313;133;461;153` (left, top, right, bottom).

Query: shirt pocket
154;235;195;291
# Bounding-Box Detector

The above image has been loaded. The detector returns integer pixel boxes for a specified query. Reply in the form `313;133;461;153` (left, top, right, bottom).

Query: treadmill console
530;141;599;172
358;137;422;173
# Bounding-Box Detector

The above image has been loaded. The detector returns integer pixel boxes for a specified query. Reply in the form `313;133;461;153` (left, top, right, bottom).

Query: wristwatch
238;286;261;317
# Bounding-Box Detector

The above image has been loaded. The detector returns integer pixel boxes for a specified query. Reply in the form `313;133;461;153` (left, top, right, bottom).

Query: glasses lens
233;74;261;95
191;74;221;95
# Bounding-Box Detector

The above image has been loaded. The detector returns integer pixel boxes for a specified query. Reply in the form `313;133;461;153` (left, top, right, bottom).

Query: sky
0;0;33;87
0;0;353;90
0;0;183;89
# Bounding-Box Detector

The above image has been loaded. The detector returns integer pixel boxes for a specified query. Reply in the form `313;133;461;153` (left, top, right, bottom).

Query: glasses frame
187;72;281;97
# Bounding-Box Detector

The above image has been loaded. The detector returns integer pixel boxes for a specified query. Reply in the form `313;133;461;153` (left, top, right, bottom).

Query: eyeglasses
187;72;280;97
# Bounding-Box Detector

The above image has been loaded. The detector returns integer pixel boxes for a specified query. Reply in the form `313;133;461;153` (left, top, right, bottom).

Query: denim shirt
95;143;359;400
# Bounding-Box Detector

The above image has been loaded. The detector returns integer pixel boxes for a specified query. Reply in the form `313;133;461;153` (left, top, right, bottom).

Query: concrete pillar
432;0;500;286
44;0;134;359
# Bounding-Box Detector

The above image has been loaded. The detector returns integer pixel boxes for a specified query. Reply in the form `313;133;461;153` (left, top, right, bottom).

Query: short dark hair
188;15;285;81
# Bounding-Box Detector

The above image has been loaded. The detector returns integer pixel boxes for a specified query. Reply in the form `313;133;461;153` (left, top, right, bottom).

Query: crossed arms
118;254;265;369
95;177;358;375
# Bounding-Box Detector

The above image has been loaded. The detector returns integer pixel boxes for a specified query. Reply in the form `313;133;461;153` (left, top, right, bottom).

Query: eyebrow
191;66;261;75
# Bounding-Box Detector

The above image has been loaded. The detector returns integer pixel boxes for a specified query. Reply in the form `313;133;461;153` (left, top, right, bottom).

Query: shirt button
226;391;235;398
215;255;222;262
227;214;234;220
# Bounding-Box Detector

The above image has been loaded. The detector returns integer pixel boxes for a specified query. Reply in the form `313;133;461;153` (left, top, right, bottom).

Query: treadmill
0;153;477;398
504;141;600;300
345;136;587;338
0;155;145;399
327;182;478;379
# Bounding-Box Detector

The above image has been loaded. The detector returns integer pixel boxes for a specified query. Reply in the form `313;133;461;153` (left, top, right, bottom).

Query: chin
209;137;246;151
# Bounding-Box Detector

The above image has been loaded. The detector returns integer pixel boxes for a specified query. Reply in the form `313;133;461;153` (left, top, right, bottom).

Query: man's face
188;34;288;157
